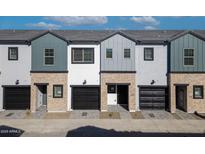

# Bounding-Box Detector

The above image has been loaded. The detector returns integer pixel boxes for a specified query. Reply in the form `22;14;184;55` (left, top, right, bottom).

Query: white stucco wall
135;45;168;110
0;45;31;110
67;44;100;110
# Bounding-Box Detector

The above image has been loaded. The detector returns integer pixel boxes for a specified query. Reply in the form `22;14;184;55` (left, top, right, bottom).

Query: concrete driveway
0;119;205;137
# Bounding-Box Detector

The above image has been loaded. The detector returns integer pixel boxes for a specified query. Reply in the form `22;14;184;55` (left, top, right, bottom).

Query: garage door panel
139;87;167;110
4;87;30;110
72;87;100;110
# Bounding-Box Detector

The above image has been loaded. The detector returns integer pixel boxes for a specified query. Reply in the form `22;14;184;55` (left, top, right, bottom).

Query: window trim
53;85;63;98
124;48;131;59
183;48;195;67
106;48;113;59
8;47;18;61
107;84;116;94
44;48;55;66
71;48;94;64
193;85;203;99
144;47;154;61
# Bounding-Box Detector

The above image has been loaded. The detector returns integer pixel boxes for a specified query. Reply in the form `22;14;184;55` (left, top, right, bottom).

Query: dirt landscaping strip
44;112;71;119
100;112;120;119
130;112;144;119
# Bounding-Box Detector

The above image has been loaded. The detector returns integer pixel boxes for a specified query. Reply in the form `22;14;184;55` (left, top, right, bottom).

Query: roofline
100;31;137;43
0;40;29;45
69;40;100;45
136;40;169;45
28;30;69;43
169;30;205;42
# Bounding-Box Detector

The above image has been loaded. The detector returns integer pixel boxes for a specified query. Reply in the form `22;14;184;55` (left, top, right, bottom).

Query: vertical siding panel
190;35;195;72
115;35;118;71
171;33;205;72
174;40;178;71
196;38;200;71
122;37;126;70
32;33;67;71
101;34;135;71
170;43;173;72
184;34;188;72
203;42;205;71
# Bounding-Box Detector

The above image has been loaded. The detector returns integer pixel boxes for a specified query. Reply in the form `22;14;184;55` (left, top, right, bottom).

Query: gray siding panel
170;34;205;72
101;34;136;71
31;33;67;71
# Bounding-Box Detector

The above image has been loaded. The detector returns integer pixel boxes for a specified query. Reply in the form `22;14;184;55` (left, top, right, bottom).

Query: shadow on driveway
66;126;205;137
0;125;24;137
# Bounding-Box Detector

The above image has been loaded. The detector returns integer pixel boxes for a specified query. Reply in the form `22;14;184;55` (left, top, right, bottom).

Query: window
107;85;116;93
124;49;131;58
184;49;194;66
44;49;54;65
8;47;18;60
144;48;154;61
106;48;112;58
53;85;63;98
72;48;94;64
193;86;203;99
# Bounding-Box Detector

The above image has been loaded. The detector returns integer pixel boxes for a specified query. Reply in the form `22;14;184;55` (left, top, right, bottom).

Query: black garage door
3;86;30;110
72;87;100;110
139;87;167;110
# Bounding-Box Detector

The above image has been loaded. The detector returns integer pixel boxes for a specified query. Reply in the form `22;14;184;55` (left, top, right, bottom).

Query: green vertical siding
31;33;67;71
170;34;205;72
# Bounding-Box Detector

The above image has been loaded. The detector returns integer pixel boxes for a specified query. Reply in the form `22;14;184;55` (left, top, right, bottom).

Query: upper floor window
8;47;18;60
72;48;94;64
124;49;131;58
106;48;112;59
144;48;154;61
44;49;54;65
184;49;194;66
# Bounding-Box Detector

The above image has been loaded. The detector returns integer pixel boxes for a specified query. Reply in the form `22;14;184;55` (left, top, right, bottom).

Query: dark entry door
72;87;100;110
38;85;47;106
117;85;128;105
176;86;187;111
3;86;30;110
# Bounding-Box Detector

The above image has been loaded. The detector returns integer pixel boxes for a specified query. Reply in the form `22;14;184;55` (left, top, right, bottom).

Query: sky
0;16;205;30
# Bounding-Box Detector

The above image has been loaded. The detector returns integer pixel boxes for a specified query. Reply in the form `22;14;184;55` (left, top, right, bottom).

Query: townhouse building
0;30;205;113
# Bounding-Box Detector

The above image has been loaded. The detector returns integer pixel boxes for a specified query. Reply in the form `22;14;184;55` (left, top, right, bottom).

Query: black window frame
106;48;113;59
107;85;116;93
124;48;131;58
144;48;154;61
193;85;204;99
8;47;18;61
71;48;94;64
53;85;63;98
44;48;55;65
184;48;194;66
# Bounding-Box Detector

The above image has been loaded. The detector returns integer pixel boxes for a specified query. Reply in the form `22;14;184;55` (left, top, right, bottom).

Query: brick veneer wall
169;73;205;113
100;73;136;112
30;73;68;112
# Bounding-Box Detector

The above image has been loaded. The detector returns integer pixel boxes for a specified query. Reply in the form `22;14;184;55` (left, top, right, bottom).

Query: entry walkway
0;108;203;120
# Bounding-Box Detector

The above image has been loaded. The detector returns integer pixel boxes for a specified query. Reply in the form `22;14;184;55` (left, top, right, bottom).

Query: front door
117;85;128;105
176;86;187;111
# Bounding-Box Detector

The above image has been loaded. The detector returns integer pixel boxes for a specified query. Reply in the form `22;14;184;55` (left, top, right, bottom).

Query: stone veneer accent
100;73;136;112
31;73;68;112
169;73;205;113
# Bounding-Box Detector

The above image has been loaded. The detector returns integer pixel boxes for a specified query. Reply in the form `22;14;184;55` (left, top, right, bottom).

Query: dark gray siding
101;34;136;71
31;33;67;71
170;34;205;72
